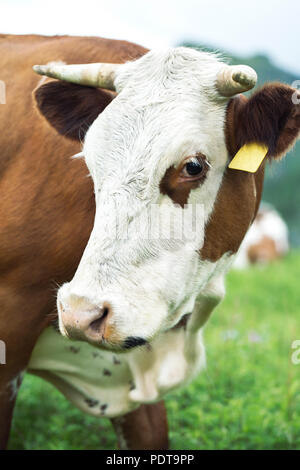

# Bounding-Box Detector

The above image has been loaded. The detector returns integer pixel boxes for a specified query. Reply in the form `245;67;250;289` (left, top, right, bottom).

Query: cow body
0;34;299;450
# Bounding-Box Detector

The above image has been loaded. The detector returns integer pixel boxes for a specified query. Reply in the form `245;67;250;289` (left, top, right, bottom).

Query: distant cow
0;34;299;450
233;203;289;269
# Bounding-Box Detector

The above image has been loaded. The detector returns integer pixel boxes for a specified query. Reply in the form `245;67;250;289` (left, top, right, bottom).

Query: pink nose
58;294;111;343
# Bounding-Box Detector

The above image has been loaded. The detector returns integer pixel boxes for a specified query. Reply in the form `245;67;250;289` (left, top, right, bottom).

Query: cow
233;203;289;269
0;34;299;450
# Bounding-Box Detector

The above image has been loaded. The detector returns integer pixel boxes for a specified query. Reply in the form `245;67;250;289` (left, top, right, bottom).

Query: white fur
28;253;233;417
29;257;231;417
57;48;233;344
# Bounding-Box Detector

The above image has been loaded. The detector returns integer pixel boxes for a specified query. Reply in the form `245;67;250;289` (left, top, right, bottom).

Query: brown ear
226;83;300;160
34;81;115;141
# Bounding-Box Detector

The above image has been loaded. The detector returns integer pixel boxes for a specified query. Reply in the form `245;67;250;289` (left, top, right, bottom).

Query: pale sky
1;0;300;75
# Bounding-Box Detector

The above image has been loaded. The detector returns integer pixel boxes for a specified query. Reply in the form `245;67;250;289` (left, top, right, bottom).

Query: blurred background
2;0;300;450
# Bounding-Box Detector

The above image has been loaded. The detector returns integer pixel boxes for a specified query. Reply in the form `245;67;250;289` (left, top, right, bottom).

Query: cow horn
33;63;121;90
216;65;257;97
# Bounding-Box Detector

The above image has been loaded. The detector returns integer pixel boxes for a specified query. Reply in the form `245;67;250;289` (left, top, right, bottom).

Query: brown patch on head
159;153;209;207
224;94;247;157
200;97;265;262
248;236;278;264
201;82;300;263
200;167;264;262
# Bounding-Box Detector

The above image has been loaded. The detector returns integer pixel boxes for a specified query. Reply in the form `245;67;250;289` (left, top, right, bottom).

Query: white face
57;48;231;350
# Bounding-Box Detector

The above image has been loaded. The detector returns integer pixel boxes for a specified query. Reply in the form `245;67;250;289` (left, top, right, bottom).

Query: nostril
123;336;147;349
60;297;112;342
89;307;109;333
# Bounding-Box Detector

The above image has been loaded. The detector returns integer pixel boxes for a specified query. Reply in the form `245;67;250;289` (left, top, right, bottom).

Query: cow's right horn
33;63;121;90
216;65;257;97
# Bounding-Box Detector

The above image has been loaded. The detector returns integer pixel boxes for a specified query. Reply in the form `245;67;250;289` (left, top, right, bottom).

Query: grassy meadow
8;252;300;450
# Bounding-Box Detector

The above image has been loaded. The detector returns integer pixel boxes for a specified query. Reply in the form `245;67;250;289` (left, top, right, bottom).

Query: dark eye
184;159;203;176
180;155;209;181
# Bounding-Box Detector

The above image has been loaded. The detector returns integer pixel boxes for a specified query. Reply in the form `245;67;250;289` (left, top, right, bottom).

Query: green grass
8;253;300;450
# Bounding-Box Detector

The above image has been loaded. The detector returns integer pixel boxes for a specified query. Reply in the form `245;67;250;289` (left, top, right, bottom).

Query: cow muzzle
57;292;147;351
57;293;111;342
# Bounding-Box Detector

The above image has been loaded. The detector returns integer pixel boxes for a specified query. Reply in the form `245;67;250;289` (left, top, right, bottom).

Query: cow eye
180;155;208;180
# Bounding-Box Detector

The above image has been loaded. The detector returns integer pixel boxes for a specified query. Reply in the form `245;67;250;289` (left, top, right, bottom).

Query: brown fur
0;34;159;450
233;83;300;159
1;35;299;448
159;167;205;207
111;401;169;450
35;81;115;140
200;167;264;262
200;85;300;262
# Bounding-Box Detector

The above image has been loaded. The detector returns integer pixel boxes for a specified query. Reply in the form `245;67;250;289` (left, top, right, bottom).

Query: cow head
34;47;300;351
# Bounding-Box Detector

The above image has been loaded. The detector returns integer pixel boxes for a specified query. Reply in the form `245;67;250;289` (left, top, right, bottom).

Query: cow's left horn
33;63;121;90
216;65;257;97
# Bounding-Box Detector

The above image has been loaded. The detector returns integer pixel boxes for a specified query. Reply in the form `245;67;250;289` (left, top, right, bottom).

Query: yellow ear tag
228;143;269;173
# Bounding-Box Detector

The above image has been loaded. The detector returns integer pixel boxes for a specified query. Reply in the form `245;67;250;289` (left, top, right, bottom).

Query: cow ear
226;83;300;161
34;81;115;141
